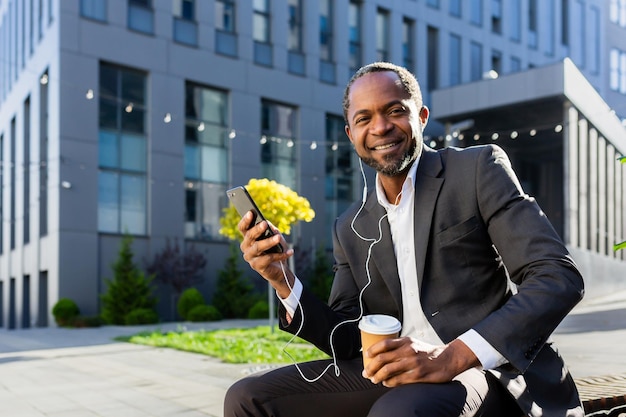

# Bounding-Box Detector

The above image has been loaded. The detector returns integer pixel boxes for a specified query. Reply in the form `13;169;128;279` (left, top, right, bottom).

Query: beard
360;134;422;177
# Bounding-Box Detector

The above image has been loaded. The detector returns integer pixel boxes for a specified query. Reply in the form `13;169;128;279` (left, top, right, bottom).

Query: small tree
213;243;257;318
146;238;207;295
101;235;157;325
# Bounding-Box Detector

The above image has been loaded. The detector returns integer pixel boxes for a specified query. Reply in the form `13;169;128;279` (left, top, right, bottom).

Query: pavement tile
0;309;624;417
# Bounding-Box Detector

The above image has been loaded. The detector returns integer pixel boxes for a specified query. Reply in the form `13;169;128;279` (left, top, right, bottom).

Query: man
224;62;585;417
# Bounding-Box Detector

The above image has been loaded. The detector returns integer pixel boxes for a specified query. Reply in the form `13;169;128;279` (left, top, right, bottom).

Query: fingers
363;338;452;387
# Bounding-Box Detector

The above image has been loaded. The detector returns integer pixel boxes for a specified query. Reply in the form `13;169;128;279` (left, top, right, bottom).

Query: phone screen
226;186;283;253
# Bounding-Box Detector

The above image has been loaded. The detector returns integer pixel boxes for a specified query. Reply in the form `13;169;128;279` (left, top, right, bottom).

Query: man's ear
419;106;430;126
345;125;354;144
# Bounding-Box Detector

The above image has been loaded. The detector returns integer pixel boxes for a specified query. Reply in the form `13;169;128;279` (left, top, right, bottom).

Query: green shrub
125;308;159;325
177;287;205;320
247;300;269;319
52;298;80;326
101;235;157;325
213;244;257;318
187;304;222;322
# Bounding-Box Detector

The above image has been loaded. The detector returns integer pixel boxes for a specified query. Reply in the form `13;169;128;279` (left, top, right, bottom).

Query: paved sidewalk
0;293;625;417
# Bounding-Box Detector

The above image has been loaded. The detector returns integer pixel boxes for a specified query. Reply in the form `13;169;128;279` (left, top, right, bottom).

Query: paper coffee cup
358;314;401;368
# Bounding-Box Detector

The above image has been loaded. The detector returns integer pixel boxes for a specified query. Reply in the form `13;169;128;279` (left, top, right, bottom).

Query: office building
0;0;624;327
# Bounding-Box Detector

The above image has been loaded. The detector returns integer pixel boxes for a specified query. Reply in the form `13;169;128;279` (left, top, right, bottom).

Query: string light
31;74;605;154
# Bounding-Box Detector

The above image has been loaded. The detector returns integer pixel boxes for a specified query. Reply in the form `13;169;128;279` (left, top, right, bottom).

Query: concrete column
588;128;599;252
564;103;579;247
598;137;607;256
614;151;626;259
607;145;616;258
578;119;589;250
619;163;626;260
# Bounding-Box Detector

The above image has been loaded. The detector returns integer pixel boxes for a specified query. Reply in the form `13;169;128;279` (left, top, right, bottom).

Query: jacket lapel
413;147;444;289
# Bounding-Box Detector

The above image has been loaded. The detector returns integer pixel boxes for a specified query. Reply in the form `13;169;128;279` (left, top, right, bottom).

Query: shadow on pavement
556;307;626;334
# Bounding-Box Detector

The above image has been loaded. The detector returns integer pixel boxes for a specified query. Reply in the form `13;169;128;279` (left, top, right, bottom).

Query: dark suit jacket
281;144;585;417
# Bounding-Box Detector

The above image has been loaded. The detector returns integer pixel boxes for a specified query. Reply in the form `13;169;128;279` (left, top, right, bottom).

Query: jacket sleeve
471;145;584;373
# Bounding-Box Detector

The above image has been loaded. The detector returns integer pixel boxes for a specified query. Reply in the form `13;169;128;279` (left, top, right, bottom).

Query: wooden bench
576;374;626;416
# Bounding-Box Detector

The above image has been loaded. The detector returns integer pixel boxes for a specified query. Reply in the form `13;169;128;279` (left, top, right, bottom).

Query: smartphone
226;186;284;254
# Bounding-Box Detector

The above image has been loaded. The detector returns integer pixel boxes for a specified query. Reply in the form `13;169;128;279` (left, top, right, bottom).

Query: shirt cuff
458;329;508;370
277;277;303;318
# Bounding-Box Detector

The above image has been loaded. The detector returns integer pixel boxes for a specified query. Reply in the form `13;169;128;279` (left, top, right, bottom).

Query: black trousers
223;359;523;417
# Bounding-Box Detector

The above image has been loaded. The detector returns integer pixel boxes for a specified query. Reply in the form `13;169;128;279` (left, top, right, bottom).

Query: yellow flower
219;179;315;241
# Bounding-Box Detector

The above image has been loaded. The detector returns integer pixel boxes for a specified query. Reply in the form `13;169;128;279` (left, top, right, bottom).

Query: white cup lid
358;314;401;335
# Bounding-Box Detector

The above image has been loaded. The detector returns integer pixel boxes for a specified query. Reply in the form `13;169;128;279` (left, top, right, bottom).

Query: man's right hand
238;211;295;299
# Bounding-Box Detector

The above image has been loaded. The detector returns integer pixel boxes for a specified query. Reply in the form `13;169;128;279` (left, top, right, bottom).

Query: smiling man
224;62;585;417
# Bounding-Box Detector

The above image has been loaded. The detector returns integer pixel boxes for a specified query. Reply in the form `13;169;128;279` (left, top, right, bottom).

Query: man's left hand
362;337;481;387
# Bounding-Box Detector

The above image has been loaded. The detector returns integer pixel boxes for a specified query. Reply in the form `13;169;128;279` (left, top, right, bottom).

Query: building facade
0;0;624;327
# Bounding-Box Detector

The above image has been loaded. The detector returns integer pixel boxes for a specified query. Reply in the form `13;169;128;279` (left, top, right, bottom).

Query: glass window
325;114;355;248
491;49;502;75
426;26;439;95
561;0;569;45
470;0;482;26
545;0;555;56
253;0;270;43
81;0;107;22
449;34;461;86
450;0;461;17
288;0;302;52
349;1;362;75
184;83;230;240
621;51;626;94
589;6;599;74
320;0;333;62
528;0;538;48
427;0;440;9
98;63;147;235
510;56;521;73
173;0;197;46
491;0;501;34
376;8;389;62
261;101;298;191
215;0;235;32
287;0;305;75
510;0;521;42
128;0;154;34
613;0;626;27
402;18;414;72
470;41;482;81
173;0;194;20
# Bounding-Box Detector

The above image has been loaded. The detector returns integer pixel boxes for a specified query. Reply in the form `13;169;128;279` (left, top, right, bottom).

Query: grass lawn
118;325;330;364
